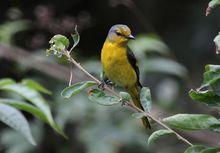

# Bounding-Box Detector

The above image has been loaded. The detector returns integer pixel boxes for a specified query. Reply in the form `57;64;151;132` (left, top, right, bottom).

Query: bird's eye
115;31;121;36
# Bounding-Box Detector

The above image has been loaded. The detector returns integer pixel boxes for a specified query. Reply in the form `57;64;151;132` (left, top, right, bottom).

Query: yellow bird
101;24;151;129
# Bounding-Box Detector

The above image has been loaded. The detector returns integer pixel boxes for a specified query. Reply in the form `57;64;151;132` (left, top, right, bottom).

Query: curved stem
62;50;193;147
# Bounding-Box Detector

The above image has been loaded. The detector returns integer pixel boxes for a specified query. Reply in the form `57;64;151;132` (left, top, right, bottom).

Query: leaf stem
68;65;73;86
62;50;193;147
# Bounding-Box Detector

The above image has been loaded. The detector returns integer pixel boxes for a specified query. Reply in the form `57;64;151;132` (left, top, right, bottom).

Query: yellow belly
101;42;137;88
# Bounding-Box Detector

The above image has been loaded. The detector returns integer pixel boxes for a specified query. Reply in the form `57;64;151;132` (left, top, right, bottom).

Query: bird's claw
98;82;106;90
120;99;126;106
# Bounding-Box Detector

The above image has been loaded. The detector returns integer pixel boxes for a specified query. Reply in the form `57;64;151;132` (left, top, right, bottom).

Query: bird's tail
127;86;151;129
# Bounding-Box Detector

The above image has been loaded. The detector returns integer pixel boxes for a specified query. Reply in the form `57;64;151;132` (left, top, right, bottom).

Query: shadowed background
0;0;219;153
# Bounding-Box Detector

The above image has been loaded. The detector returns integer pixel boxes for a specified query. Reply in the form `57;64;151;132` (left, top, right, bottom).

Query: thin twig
125;102;193;146
63;50;193;147
68;65;73;86
0;44;217;146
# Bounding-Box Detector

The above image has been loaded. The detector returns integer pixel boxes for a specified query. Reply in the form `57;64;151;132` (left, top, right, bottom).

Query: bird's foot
121;101;125;106
120;99;126;106
98;81;106;90
98;79;115;90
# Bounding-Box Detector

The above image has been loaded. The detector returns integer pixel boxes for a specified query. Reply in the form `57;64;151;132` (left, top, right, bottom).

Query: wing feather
126;47;142;87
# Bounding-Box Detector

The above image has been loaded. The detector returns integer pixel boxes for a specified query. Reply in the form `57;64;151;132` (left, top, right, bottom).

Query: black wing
126;47;142;87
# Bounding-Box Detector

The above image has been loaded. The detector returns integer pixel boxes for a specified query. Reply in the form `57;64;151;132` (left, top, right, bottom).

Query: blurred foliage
46;19;220;152
189;64;220;106
214;32;220;54
0;0;220;153
46;30;220;153
1;121;43;153
206;0;220;16
129;34;188;79
0;20;29;44
0;78;66;145
0;19;194;153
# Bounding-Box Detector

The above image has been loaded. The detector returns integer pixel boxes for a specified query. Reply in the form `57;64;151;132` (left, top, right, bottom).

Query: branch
62;50;193;147
2;43;219;146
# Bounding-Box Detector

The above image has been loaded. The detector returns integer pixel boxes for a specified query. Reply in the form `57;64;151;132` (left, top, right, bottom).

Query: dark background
0;0;219;153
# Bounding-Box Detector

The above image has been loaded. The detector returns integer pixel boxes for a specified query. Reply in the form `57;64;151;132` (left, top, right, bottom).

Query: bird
101;24;151;129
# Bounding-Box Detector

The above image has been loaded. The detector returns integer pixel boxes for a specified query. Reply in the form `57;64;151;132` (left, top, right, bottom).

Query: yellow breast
101;42;137;88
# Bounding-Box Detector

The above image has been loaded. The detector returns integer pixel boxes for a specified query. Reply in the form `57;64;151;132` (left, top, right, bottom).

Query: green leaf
47;34;69;57
119;92;132;102
140;87;152;112
0;84;52;121
0;20;29;44
203;64;220;86
0;98;48;123
0;83;67;138
208;0;220;8
49;34;69;48
189;89;220;107
131;112;146;119
210;124;220;133
141;58;188;79
205;64;220;72
147;130;175;145
88;88;120;106
206;0;220;16
163;114;220;131
210;77;220;96
70;25;80;52
197;64;220;96
0;78;15;86
203;71;220;85
0;103;36;145
184;145;206;153
200;148;220;153
61;81;96;99
128;34;170;57
21;79;52;95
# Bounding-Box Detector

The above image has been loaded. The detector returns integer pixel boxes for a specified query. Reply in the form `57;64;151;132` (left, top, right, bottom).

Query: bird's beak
127;34;135;39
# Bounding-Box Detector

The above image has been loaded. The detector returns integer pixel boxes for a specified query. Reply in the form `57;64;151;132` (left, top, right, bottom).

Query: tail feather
127;86;151;129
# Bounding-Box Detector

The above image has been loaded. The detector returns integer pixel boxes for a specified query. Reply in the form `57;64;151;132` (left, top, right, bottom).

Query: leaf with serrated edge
0;103;36;145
